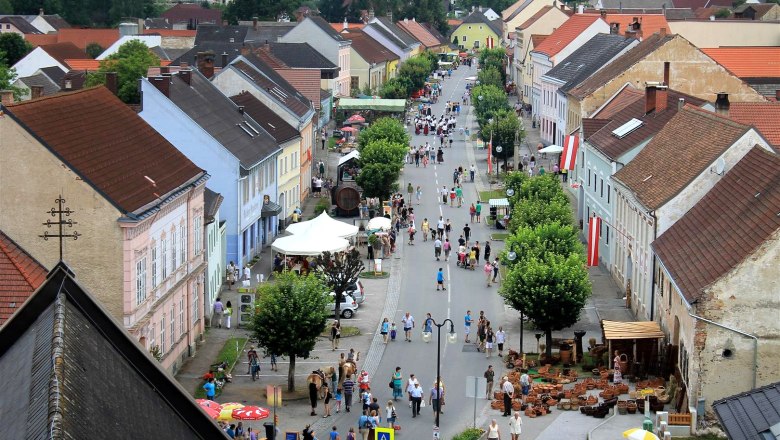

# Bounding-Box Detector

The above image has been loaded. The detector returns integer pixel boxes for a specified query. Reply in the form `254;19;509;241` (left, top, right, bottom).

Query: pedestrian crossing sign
375;427;394;440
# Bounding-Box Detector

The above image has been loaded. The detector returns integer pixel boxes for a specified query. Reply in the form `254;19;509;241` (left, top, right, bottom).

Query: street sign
465;376;487;398
375;427;394;440
433;425;440;439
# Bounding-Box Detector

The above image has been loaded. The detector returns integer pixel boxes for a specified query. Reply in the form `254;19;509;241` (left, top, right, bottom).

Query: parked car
331;279;365;304
328;292;358;319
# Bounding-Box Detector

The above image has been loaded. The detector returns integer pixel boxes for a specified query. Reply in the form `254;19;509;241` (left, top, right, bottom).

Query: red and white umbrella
196;399;222;411
232;406;271;420
346;114;365;124
200;405;220;419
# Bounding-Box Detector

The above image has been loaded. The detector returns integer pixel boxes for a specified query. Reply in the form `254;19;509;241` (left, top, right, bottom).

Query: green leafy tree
397;56;433;92
319;0;346;22
510;198;573;231
85;40;161;104
0;33;31;66
502;222;582;267
251;272;329;391
0;0;12;15
85;42;104;59
504;171;528;208
359;139;407;172
401;0;447;35
0;63;24;101
517;173;569;205
500;253;591;357
477;66;503;89
481;108;521;164
714;8;731;18
471;84;509;128
479;47;506;85
380;77;411;99
314;249;364;318
357;117;409;150
356;163;399;200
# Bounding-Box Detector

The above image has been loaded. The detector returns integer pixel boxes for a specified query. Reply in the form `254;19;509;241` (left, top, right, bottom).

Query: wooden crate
668;413;692;426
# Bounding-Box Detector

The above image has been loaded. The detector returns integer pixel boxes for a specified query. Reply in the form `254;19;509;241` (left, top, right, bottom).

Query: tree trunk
545;329;553;358
334;290;342;320
288;355;296;392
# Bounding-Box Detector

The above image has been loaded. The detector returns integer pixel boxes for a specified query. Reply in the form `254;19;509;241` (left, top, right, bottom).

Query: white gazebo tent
271;231;350;256
285;211;359;239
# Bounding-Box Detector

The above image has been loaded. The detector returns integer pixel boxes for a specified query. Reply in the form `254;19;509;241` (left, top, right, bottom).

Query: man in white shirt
409;382;424;417
509;411;523;440
401;312;415;342
495;327;506;357
502;377;514;417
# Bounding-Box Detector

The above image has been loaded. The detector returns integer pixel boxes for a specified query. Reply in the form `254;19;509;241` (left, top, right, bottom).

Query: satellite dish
715;157;725;175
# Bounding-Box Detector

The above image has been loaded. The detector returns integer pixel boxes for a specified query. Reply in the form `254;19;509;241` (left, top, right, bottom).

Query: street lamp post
422;318;457;428
506;250;523;354
495;145;502;179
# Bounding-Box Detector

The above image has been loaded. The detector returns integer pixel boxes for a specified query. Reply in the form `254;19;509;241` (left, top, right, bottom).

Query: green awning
337;98;406;112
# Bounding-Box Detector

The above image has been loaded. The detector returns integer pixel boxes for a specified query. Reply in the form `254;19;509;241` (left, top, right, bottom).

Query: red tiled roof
673;0;731;8
329;22;365;32
701;47;780;79
67;58;171;72
693;6;724;19
4;87;205;214
161;3;221;24
728;102;780;147
54;28;121;50
24;34;58;47
40;42;87;66
532;14;602;57
602;14;669;37
142;29;197;37
344;30;399;64
396;19;442;48
652;146;780;303
0;230;47;326
448;19;463;26
594;86;643;119
613;105;751;209
530;34;548;48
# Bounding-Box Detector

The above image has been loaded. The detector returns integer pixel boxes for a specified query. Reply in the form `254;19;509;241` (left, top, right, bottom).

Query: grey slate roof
461;10;503;37
145;17;172;29
376;17;418;47
713;382;780;440
265;42;337;70
232;54;314;120
195;24;248;44
17;72;60;96
306;15;345;42
39;66;66;85
544;34;637;93
230;91;301;144
204;188;223;222
504;0;535;22
166;69;280;169
244;22;297;44
590;0;671;8
663;8;695;20
0;262;229;439
0;16;41;33
172;41;245;68
364;22;407;50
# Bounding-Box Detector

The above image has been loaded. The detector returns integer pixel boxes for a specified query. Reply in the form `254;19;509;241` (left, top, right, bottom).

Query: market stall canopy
285;211;359;239
465;76;477;82
489;198;510;207
271;231;350;256
539;145;564;154
368;216;391;230
341;126;358;132
601;320;664;340
338;150;360;166
438;61;453;66
338;98;406;112
345;114;366;124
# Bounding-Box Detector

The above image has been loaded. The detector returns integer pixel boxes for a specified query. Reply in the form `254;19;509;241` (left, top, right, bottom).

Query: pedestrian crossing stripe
375;427;394;440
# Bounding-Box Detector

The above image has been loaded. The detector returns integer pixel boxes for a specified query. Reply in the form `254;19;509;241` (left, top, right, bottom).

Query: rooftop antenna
39;195;81;261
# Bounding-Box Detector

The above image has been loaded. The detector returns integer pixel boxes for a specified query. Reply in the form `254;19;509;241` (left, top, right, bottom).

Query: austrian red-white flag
587;216;600;267
560;135;579;171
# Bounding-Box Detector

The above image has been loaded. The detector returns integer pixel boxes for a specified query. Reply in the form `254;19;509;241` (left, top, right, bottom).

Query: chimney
238;106;245;114
715;92;730;116
387;11;392;21
601;10;607;18
404;18;408;24
39;7;44;15
343;17;348;30
663;61;670;86
645;83;666;114
180;69;192;86
577;4;584;14
64;79;72;90
656;86;668;113
196;51;215;78
368;8;375;20
659;27;667;37
610;23;620;34
229;37;235;43
160;66;170;74
221;52;229;67
180;61;189;69
151;76;170;98
776;89;780;101
0;90;13;106
30;85;44;99
560;4;565;11
253;17;258;31
678;97;685;111
479;6;482;13
105;72;118;95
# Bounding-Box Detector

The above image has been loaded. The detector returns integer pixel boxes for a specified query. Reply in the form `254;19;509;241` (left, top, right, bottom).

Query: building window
161;237;168;279
192;282;199;324
171;228;177;270
587;169;591;187
179;296;185;336
462;35;467;42
180;224;186;265
581;151;584;168
160;316;166;355
136;257;147;305
194;216;202;256
600;179;604;197
171;307;176;344
606;225;610;244
151;245;158;287
607;184;611;204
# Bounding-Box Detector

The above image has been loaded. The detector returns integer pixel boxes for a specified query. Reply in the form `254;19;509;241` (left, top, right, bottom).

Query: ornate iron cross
39;195;81;261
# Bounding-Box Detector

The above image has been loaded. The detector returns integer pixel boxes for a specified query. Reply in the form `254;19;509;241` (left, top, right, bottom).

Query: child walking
390;323;398;341
335;388;343;413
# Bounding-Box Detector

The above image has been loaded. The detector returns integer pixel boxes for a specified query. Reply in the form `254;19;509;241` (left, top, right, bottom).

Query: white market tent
367;216;391;230
539;145;563;154
489;198;510;207
285;211;359;239
338;150;360;167
271;231;350;256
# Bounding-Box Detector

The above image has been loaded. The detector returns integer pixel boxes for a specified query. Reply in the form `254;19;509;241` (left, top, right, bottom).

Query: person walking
484;261;494;287
381;318;390;344
443;238;452;261
323;383;333;418
392;367;403;401
329;425;341;440
464;310;473;343
484;365;495;399
502;378;514;417
440;186;448;204
487;419;502;440
434;237;442;261
475;201;482;223
445;219;452;237
203;378;216;401
416;185;422;205
213;298;224;328
449;187;456;206
409;382;423;418
463;224;471;245
485;327;495;358
496;327;506;357
455;185;463;207
484;241;491;263
429;382;443;420
422;218;430;242
386;400;397;428
492;258;500;283
406;374;419;408
407;183;414;201
469;203;476;222
343;375;355;413
224;301;233;329
470;164;476;182
402;312;415;342
331;320;341;350
436;268;446;291
519;370;531;404
509;412;523;440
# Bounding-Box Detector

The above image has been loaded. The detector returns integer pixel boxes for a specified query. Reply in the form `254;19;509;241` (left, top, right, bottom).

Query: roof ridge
4;86;99;107
681;104;752;131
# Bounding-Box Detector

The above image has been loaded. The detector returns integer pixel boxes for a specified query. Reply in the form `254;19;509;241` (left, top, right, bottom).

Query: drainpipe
687;312;758;390
649;211;657;321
